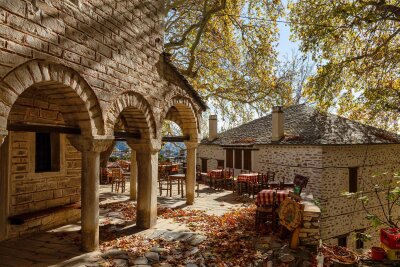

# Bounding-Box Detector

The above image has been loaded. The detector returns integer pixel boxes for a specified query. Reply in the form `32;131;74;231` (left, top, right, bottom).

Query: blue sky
277;21;299;60
276;1;300;60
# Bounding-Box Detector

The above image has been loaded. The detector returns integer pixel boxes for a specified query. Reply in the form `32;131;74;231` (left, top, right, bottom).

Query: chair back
257;173;264;185
293;174;309;195
266;171;275;181
111;168;122;179
224;168;233;178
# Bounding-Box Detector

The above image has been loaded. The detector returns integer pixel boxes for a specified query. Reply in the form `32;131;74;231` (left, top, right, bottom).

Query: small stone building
0;0;206;251
198;105;400;249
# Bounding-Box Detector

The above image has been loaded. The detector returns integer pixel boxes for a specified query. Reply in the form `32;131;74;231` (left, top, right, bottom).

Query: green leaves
289;0;400;132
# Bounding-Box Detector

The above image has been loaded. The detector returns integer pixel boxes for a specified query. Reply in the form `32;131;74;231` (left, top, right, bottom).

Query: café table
236;173;258;195
237;173;259;183
168;173;186;198
256;189;290;207
207;169;223;187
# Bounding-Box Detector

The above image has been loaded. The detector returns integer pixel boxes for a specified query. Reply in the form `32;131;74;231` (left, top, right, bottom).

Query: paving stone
184;247;199;257
101;249;128;259
150;246;168;253
147;230;167;239
111;258;129;267
144;251;159;263
185;235;206;246
279;253;295;263
133;256;148;265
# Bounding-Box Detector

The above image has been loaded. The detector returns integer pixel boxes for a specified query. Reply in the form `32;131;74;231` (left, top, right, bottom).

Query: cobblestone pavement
0;183;252;267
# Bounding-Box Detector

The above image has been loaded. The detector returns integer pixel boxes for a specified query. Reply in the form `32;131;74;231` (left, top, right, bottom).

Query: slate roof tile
201;105;400;146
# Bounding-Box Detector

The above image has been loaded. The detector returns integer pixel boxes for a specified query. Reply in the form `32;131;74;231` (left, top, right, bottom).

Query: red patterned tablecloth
237;173;258;183
256;189;289;206
208;169;223;178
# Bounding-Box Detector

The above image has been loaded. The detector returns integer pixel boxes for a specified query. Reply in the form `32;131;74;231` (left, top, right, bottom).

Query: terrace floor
0;182;389;267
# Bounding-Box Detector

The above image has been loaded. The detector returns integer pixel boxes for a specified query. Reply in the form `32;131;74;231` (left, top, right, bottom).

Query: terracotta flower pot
371;246;386;261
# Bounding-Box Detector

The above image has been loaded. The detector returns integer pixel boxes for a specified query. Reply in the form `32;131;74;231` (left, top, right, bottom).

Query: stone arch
105;91;157;140
161;96;200;142
0;59;104;137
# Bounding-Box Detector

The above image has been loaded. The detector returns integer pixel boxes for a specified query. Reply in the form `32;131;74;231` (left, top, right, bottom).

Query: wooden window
35;132;60;173
234;149;242;169
356;230;365;249
217;160;224;169
338;235;348;247
201;158;208;172
226;149;233;168
349;167;358;193
243;150;252;171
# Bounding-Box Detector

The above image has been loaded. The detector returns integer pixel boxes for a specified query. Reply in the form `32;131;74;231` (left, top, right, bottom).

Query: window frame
349;167;358;193
355;229;365;249
337;235;348;247
35;132;61;173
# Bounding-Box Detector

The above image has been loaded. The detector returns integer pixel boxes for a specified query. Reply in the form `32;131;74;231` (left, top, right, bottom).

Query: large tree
289;0;400;131
164;0;287;125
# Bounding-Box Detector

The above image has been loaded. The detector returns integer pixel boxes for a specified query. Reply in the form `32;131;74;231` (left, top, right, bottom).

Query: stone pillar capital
67;135;114;153
0;130;8;146
184;141;199;149
126;138;161;153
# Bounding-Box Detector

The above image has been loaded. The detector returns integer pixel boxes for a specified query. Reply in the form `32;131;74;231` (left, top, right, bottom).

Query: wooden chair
111;168;125;193
209;170;223;189
251;173;268;198
255;191;277;232
158;165;170;196
293;174;309;195
223;168;235;190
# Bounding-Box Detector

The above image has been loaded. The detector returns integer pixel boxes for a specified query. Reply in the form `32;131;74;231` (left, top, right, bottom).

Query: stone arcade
0;0;206;252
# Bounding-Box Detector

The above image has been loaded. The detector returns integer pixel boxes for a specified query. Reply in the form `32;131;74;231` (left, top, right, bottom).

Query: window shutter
226;149;233;168
234;149;242;169
243;150;252;170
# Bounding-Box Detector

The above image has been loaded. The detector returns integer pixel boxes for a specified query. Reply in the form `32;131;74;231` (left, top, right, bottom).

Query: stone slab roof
162;52;208;111
202;104;400;146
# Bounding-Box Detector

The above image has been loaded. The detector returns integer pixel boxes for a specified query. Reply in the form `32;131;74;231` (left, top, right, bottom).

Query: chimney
208;115;218;141
271;106;284;141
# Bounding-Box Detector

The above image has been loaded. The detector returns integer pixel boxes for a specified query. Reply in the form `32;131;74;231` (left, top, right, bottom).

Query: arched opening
160;97;201;205
0;61;103;242
102;92;159;229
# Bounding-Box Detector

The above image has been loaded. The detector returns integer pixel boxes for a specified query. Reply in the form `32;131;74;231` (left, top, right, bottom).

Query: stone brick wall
299;194;321;246
197;144;225;171
8;131;81;238
253;145;323;198
319;145;400;249
0;0;203;135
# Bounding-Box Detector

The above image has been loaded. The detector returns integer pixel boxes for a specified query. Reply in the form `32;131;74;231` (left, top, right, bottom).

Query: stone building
198;105;400;249
0;0;206;251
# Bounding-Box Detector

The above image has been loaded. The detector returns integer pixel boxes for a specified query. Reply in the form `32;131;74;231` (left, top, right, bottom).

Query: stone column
128;139;161;229
185;142;198;205
68;136;113;252
0;130;8;146
129;149;137;200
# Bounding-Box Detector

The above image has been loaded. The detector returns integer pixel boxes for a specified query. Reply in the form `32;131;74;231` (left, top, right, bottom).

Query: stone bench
8;203;81;225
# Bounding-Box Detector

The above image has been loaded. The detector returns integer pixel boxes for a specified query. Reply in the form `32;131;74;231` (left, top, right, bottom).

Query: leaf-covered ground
98;201;273;266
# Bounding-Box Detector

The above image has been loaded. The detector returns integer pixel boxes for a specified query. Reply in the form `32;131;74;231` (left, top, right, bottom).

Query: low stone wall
9;208;80;239
299;194;321;246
